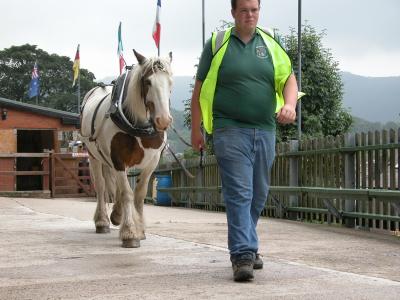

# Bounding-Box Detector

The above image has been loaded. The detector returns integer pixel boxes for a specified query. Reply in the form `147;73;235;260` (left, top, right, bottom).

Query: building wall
0;130;16;191
0;108;77;131
0;107;79;154
0;107;79;192
0;129;16;153
0;159;14;191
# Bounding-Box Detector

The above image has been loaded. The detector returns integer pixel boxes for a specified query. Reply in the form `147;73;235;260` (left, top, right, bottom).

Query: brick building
0;97;80;193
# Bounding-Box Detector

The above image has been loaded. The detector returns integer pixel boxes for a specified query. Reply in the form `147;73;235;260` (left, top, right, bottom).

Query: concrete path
0;197;399;299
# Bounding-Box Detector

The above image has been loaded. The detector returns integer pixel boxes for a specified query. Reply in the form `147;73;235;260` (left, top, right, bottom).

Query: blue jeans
213;127;275;261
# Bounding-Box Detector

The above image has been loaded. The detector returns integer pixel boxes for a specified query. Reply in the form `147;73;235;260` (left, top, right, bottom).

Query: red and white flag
152;0;161;48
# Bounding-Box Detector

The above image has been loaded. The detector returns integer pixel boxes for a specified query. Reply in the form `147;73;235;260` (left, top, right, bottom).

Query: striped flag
28;61;40;98
72;44;80;87
118;22;126;74
152;0;161;48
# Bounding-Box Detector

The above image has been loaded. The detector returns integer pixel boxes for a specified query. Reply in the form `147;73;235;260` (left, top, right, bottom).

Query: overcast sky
1;0;399;80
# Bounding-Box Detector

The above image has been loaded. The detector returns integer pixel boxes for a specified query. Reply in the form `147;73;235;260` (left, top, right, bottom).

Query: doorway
16;130;54;190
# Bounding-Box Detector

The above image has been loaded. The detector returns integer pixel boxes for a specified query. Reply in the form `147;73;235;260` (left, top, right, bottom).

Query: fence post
288;140;299;220
195;161;204;208
179;159;186;207
50;152;55;198
344;133;356;228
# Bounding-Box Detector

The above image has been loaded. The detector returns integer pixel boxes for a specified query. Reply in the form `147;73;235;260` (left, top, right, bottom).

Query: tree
0;44;97;112
280;24;352;141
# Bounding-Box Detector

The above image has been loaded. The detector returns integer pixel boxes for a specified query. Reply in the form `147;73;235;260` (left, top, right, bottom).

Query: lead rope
157;134;195;179
199;147;205;168
169;124;205;170
170;124;192;147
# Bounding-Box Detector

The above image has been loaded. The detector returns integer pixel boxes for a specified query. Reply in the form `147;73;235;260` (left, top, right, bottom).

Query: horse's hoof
122;238;140;248
110;210;121;226
96;226;110;233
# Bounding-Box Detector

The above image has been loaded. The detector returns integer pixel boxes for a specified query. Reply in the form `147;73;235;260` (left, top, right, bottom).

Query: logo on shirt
255;46;268;59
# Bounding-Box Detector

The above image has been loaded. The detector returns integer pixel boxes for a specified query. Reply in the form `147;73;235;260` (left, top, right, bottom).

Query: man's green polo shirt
197;29;276;131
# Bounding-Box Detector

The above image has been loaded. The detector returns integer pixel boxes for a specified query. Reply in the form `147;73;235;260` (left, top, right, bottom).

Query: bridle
138;60;172;125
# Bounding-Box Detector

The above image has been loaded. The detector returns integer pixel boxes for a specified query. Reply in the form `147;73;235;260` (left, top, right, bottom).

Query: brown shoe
232;259;254;282
254;254;263;270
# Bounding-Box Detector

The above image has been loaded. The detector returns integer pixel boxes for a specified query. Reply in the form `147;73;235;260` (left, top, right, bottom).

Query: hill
341;72;400;123
350;116;400;133
171;76;193;111
167;108;190;154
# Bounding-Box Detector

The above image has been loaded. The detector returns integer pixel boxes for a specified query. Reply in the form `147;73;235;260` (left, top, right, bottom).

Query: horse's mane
124;56;172;124
141;57;172;77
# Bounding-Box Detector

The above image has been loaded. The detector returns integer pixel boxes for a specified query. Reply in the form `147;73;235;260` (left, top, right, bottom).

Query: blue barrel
155;174;172;206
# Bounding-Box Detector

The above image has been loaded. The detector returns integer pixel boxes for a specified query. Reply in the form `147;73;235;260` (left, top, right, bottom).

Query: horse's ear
168;51;173;63
133;49;147;65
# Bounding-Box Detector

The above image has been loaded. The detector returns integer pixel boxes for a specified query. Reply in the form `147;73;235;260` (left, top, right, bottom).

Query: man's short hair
231;0;261;10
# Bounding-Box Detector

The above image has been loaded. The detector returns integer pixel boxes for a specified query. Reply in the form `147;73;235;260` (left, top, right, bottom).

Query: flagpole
35;59;38;105
158;0;160;57
202;0;205;48
153;0;161;57
28;60;40;104
72;44;80;112
201;0;206;159
77;70;81;113
158;7;160;57
297;0;302;140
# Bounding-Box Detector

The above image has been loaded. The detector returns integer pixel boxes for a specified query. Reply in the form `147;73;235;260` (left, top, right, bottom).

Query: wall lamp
1;107;8;120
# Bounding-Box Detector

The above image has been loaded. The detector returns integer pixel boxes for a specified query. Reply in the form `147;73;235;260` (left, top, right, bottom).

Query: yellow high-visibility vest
199;26;294;134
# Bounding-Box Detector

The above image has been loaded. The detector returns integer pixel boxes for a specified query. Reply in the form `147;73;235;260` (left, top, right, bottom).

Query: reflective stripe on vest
199;26;292;134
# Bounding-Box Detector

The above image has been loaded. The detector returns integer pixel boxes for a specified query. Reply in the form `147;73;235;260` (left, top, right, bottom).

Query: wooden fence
0;153;50;195
51;153;94;198
0;152;94;197
155;128;400;235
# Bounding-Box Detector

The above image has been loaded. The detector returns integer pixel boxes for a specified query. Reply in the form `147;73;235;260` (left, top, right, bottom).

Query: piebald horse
80;50;173;248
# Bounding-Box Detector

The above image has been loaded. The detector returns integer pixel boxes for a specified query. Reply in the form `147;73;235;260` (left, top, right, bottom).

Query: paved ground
0;197;399;299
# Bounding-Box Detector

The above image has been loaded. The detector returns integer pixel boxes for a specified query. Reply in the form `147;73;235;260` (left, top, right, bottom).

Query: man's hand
278;74;298;124
190;79;205;152
191;128;205;152
276;104;297;124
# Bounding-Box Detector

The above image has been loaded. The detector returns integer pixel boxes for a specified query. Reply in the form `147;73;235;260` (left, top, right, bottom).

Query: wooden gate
51;152;95;198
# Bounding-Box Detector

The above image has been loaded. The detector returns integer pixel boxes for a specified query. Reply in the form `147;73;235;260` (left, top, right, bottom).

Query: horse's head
133;49;173;132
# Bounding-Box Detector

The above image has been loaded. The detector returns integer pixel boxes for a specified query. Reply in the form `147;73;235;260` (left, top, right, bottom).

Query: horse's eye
145;79;151;86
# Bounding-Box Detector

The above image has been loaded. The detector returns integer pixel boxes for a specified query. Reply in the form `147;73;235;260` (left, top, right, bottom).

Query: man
191;0;298;282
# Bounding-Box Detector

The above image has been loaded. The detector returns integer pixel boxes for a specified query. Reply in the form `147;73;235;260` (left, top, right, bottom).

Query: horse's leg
90;157;110;233
110;186;123;226
116;171;140;248
103;165;122;226
133;156;160;240
103;164;116;203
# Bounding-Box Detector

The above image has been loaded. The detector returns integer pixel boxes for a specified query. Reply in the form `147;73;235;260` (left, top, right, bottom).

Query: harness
81;62;195;178
108;66;158;137
81;65;159;142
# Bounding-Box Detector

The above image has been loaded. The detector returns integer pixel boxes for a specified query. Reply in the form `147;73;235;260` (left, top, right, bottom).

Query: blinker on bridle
140;61;170;114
